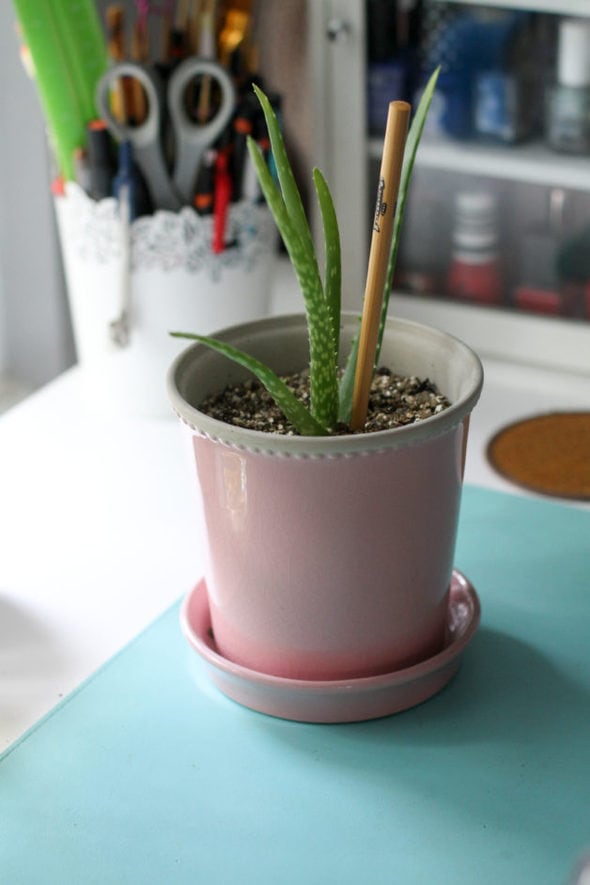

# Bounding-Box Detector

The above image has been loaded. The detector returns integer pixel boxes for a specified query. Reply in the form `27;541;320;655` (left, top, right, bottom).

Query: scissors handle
167;58;236;205
96;63;182;212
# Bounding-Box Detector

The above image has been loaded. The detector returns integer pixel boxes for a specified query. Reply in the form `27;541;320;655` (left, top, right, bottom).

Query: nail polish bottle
473;14;546;145
418;6;527;142
513;188;574;316
447;190;503;305
546;17;590;155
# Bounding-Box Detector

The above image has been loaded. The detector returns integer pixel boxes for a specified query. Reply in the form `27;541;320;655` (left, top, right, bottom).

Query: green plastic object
13;0;107;179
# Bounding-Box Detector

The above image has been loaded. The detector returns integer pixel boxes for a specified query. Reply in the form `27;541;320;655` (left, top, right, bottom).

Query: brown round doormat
487;412;590;501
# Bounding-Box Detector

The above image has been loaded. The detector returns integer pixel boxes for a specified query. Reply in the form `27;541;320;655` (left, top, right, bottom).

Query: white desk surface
2;264;589;750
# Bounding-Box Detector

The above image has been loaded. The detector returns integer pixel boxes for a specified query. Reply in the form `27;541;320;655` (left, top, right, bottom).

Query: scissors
96;57;236;211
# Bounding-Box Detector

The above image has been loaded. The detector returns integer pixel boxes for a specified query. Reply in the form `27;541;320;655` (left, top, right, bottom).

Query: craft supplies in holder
13;0;283;418
55;183;277;418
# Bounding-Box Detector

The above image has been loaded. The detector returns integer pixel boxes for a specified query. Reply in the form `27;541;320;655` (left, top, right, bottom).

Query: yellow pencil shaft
351;100;410;431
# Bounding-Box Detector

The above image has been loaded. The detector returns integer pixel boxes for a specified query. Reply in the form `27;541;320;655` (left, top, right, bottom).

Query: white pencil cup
54;183;277;418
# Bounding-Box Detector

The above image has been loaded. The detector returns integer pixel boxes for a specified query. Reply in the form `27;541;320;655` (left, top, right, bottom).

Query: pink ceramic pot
168;314;483;681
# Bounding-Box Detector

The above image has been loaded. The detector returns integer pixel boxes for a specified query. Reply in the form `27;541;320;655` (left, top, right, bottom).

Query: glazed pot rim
167;313;484;457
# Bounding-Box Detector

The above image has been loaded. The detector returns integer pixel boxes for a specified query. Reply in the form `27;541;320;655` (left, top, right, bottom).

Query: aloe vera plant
171;70;439;435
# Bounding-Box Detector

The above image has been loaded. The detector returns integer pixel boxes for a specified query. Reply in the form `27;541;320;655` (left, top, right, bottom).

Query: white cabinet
308;0;590;374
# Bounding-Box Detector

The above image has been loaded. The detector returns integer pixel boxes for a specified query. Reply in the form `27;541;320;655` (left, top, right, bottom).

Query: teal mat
3;486;590;884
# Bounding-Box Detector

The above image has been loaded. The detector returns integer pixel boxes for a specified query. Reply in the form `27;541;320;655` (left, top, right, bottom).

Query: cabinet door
309;0;590;375
308;0;369;308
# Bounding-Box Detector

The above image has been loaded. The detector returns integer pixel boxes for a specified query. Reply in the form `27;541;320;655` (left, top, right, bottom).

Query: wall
0;5;75;389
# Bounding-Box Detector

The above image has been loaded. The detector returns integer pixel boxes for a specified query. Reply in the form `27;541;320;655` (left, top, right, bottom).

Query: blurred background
1;0;589;412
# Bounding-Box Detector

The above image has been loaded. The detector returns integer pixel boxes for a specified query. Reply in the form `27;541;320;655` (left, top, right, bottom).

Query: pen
113;140;138;221
114;136;153;218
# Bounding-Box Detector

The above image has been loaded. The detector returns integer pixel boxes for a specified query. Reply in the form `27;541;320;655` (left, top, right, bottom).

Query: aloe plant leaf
375;66;440;360
173;85;346;435
247;137;322;307
170;332;328;436
337;329;360;424
252;83;314;254
338;67;441;425
247;136;339;430
313;167;341;366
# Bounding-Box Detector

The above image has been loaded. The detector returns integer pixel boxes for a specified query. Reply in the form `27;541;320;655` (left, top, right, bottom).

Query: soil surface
199;368;451;435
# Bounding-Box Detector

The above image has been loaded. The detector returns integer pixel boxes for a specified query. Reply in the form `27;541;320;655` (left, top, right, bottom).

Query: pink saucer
180;571;481;723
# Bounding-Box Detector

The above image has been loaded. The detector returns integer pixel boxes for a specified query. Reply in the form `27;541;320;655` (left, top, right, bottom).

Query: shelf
312;0;590;373
368;136;590;192
431;0;589;15
388;292;590;377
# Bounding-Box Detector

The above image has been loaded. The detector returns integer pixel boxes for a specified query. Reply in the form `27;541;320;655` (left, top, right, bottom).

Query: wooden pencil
350;100;411;431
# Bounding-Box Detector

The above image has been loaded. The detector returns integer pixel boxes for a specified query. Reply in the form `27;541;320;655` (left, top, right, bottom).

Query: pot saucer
180;571;481;723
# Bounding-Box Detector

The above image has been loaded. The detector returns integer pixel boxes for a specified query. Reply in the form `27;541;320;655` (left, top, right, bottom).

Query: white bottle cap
558;18;590;88
453;191;498;254
455;191;496;219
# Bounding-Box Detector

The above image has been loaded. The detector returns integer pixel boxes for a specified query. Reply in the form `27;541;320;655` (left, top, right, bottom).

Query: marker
86;119;115;201
212;150;232;253
193;150;216;215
